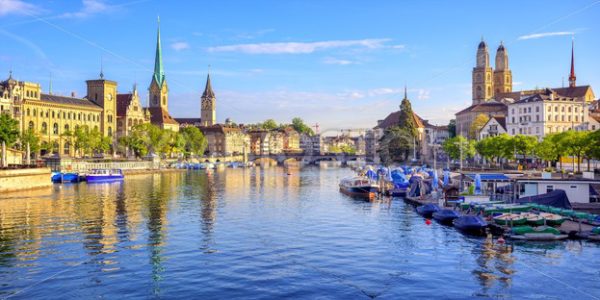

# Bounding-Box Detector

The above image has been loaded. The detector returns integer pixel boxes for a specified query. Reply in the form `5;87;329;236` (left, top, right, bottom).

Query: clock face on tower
107;94;112;101
202;99;211;109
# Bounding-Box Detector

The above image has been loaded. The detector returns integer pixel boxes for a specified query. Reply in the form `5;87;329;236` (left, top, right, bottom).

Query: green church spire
153;16;165;87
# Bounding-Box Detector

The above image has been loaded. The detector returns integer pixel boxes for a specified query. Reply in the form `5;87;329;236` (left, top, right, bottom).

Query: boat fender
425;219;432;225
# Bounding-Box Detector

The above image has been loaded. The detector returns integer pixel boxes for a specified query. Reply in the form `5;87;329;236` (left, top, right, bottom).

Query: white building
506;88;589;140
479;116;507;140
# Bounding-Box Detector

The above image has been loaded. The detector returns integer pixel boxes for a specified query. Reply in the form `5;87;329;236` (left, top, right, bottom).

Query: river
0;166;599;299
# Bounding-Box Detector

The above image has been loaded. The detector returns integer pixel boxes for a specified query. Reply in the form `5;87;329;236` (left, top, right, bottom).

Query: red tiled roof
375;111;426;130
147;107;178;125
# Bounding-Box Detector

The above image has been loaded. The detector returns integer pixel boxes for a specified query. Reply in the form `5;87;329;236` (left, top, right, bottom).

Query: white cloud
0;0;42;16
518;31;574;40
323;57;354;65
390;44;406;49
417;89;430;100
207;38;391;54
171;42;190;51
61;0;110;18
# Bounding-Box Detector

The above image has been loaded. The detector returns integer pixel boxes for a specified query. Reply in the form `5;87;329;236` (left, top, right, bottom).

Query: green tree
19;129;40;154
448;119;457;138
535;133;567;169
562;130;590;173
378;126;414;165
442;135;476;161
513;134;538;168
291;117;315;136
398;98;418;138
468;113;489;140
261;119;278;130
0;113;19;147
180;126;208;156
588;130;600;163
340;144;356;154
74;125;91;156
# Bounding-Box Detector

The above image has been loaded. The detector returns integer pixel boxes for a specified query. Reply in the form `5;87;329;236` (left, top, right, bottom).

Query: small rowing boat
493;213;527;226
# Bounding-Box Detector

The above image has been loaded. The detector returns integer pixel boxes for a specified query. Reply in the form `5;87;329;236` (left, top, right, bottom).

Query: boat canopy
516;189;572;209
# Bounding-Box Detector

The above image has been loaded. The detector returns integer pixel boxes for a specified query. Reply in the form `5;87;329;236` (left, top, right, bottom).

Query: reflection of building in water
199;173;217;252
248;167;301;203
472;234;515;293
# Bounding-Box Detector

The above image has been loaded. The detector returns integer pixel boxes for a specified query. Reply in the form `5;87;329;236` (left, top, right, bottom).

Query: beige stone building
116;84;150;137
200;124;249;156
506;89;590;140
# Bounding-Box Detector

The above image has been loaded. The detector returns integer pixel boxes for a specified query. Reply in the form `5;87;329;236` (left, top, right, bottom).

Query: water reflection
0;168;599;299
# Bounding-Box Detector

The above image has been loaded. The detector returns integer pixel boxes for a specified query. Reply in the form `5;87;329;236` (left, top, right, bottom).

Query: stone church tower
494;42;512;95
200;73;216;126
86;70;117;137
472;39;494;104
149;17;168;110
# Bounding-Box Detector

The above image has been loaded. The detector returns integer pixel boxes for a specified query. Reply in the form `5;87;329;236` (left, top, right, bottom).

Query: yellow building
0;72;111;156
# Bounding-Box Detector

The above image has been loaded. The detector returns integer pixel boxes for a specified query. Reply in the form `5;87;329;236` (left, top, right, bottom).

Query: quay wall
0;168;52;193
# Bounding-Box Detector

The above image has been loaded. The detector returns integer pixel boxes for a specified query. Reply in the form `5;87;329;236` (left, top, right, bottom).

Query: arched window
53;123;59;135
52;141;59;155
45;111;49;117
88;113;92;121
64;142;71;155
128;118;132;126
63;112;66;119
41;122;47;133
27;108;30;116
52;111;55;118
108;115;113;122
108;127;112;136
64;124;69;132
78;113;81;120
33;109;37;117
28;121;34;130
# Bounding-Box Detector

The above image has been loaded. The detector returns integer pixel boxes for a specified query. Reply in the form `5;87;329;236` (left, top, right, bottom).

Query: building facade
116;84;150;138
200;74;216;127
479;116;507;140
200;124;249;156
506;89;590;140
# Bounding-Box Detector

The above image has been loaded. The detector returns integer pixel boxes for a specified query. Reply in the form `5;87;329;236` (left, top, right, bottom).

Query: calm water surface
1;167;599;299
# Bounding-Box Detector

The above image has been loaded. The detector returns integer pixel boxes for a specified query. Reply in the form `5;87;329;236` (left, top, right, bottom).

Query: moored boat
493;213;527;226
51;172;82;183
539;213;566;226
416;203;440;218
86;169;124;183
339;177;378;199
509;226;568;241
520;212;545;226
453;216;488;235
432;209;461;225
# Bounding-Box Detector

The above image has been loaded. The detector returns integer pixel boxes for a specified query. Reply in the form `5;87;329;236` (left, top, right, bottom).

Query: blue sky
1;0;599;131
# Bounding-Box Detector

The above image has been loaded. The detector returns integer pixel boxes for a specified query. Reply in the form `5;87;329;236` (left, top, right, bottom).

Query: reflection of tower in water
146;174;171;295
199;172;217;253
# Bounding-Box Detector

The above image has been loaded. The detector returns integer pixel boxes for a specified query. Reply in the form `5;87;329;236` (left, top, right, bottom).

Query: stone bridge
247;153;369;165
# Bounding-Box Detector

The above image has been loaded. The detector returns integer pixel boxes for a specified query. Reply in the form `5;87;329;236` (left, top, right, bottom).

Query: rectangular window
546;185;554;193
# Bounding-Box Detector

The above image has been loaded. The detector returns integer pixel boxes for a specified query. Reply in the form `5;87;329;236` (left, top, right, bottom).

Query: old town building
200;124;249;156
457;39;595;137
116;84;150;137
0;71;112;156
506;89;590;140
478;116;507;140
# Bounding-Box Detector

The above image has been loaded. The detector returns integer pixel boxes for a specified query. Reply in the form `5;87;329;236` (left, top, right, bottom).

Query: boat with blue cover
86;169;124;183
51;172;83;183
453;216;488;235
416;203;440;218
432;209;461;225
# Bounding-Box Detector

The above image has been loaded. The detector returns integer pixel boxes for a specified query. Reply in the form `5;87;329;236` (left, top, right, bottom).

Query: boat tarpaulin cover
516;189;572;209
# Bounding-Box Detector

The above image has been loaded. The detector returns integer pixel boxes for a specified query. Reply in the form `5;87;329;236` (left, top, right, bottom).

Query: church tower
568;39;576;88
472;39;494;104
493;42;512;96
201;73;216;126
149;17;168;110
